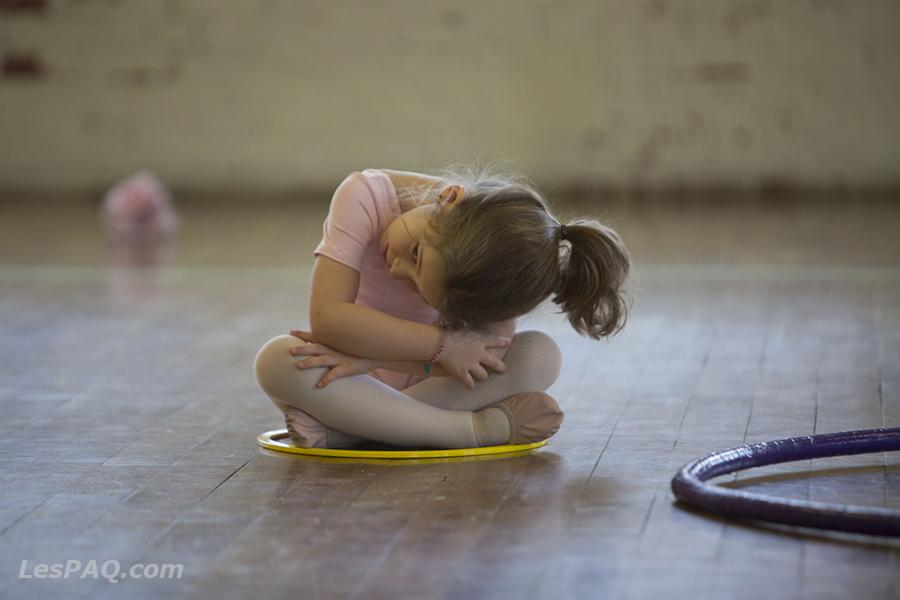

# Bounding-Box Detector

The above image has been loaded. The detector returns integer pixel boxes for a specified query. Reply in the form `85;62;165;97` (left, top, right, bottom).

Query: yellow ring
257;428;548;459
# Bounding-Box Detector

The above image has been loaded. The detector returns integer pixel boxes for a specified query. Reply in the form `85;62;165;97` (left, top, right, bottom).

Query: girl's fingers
489;336;512;348
290;343;332;356
289;345;316;356
296;356;337;369
316;366;344;388
486;356;507;374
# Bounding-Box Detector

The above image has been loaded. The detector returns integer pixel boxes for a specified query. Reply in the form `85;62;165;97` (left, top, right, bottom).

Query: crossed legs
253;330;562;449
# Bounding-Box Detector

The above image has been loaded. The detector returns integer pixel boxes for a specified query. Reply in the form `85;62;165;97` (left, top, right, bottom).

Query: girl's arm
364;317;518;378
314;301;444;361
369;359;452;378
315;299;517;364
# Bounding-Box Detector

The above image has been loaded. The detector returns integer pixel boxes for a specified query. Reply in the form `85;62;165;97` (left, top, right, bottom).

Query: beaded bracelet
424;322;448;376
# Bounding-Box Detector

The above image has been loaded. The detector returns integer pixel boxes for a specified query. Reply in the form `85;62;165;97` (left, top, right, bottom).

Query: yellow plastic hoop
256;428;548;459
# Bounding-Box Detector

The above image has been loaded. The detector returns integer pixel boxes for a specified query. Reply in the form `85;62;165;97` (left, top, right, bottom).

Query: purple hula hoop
670;427;900;536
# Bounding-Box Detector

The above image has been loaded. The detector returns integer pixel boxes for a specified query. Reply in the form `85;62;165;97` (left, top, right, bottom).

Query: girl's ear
439;184;465;207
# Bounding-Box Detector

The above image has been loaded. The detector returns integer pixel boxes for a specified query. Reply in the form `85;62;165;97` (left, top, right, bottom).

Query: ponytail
551;219;632;339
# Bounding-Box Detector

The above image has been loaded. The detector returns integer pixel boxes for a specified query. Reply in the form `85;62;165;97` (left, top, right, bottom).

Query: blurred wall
0;0;898;197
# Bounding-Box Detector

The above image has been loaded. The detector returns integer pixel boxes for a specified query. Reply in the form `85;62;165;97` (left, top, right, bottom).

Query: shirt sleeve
313;171;379;272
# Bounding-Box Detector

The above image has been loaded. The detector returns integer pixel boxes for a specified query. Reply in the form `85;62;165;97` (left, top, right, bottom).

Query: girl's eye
412;244;418;263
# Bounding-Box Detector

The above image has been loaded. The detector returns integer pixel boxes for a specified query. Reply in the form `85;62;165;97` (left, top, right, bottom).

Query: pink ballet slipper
284;407;330;448
283;406;366;448
100;170;179;244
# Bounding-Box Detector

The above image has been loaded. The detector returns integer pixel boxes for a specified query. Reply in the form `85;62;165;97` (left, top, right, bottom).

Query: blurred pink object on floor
100;170;180;244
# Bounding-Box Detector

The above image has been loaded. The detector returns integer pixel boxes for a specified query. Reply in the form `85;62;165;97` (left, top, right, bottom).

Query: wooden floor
1;195;899;599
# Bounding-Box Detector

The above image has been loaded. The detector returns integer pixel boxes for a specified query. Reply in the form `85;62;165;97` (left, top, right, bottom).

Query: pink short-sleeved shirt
313;168;439;390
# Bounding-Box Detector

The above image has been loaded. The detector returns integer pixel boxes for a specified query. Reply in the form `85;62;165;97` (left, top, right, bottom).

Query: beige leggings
253;330;562;448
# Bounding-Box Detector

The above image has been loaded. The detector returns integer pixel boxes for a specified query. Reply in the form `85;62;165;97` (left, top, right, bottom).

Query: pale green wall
1;0;898;195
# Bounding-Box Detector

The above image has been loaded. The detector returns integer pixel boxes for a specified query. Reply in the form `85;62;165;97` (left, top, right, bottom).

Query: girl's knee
509;330;562;391
253;334;313;397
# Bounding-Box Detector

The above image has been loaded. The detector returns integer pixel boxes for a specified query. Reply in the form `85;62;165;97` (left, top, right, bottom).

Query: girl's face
378;185;463;309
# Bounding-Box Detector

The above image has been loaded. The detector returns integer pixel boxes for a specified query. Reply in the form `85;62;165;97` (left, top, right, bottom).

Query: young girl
253;163;631;449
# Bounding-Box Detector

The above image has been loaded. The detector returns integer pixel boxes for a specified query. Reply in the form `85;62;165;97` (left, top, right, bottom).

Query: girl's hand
287;330;374;388
437;328;511;391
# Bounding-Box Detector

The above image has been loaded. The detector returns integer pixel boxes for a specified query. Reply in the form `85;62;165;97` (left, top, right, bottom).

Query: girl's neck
399;194;438;214
382;169;445;213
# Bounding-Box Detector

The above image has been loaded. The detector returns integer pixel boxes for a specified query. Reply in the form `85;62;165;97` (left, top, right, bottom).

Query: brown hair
402;160;632;340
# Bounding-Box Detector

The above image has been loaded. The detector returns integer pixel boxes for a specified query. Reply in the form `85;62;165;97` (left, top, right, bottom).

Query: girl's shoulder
361;169;404;221
329;169;401;230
